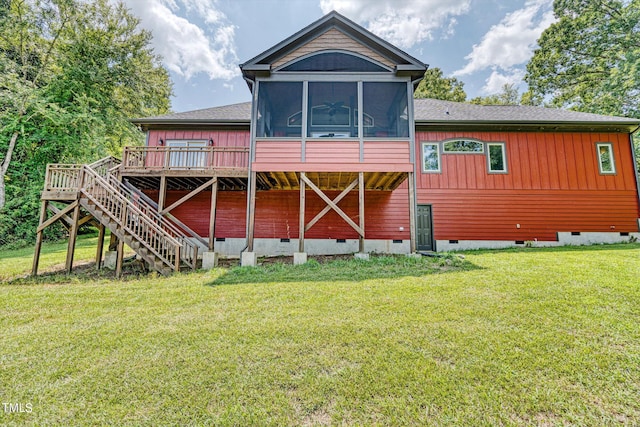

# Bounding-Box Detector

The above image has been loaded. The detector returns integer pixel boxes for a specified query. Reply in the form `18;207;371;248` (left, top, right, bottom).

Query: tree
469;83;521;105
414;67;467;102
525;0;640;118
0;0;172;246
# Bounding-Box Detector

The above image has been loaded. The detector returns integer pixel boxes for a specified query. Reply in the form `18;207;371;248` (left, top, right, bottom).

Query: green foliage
469;83;521;105
414;67;467;101
526;0;640;118
0;0;172;247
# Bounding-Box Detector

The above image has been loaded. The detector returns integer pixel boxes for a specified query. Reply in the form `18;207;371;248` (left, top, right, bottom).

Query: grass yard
0;241;639;425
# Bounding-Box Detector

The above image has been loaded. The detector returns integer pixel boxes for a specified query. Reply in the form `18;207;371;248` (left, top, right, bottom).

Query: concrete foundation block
354;252;370;261
293;252;308;265
104;251;117;270
406;253;422;259
241;251;257;267
202;251;219;269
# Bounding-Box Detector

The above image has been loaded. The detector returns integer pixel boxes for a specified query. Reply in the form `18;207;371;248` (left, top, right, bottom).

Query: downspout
409;75;425;252
241;76;256;255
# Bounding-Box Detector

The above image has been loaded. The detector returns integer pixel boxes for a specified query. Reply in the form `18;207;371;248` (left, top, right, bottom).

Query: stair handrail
88;156;121;178
80;166;182;271
86;156;199;269
105;175;201;268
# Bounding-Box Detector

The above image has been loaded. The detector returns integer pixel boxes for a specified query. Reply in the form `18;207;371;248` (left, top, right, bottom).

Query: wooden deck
119;146;251;191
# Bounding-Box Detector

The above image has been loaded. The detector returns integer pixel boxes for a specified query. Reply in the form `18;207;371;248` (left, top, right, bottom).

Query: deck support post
31;200;49;276
359;172;365;254
65;202;81;274
158;175;167;211
247;171;257;253
95;223;106;270
408;171;416;253
209;179;218;251
298;173;306;253
115;240;124;278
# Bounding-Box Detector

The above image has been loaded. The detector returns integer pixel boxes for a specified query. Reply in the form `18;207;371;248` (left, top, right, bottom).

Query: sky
121;0;556;113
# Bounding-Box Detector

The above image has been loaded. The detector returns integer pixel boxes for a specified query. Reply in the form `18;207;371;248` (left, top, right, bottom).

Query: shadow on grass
206;254;482;286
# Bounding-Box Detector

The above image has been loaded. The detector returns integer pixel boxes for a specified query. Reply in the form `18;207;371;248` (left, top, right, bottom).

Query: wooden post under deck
359;172;365;253
247;171;257;252
209;180;218;251
64;202;81;274
95;223;105;270
31;200;49;276
115;240;124;278
408;171;416;253
158;175;167;211
299;173;306;252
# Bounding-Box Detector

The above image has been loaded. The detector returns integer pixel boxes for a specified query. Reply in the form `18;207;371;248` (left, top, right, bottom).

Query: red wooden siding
254;140;302;164
145;130;250;169
146;188;410;240
253;139;412;172
415;131;640;241
306;140;359;163
148;130;250;148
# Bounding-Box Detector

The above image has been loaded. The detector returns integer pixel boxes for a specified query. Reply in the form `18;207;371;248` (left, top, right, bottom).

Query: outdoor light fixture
209;138;214;146
158;138;164;145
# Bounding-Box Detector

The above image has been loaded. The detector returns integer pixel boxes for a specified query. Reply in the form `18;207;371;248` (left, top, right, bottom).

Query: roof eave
415;120;640;133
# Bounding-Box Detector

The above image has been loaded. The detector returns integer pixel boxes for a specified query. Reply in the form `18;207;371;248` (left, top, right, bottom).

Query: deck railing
121;146;249;172
44;164;82;192
43;159;200;271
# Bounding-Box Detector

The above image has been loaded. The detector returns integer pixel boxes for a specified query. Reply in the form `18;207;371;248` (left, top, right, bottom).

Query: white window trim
422;142;441;173
166;140;208;169
487;142;507;174
442;138;485;154
596;142;616;174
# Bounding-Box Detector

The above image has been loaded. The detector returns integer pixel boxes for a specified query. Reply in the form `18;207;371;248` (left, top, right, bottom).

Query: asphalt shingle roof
133;99;640;127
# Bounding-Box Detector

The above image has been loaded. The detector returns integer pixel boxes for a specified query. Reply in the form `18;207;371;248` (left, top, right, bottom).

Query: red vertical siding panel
536;134;551;190
555;134;570;189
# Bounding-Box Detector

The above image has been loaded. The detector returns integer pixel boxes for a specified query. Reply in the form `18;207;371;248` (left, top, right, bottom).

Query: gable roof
133;99;640;132
240;10;427;81
413;99;640;132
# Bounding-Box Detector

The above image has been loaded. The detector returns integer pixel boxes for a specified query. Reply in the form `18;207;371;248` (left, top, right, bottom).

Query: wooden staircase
36;157;201;276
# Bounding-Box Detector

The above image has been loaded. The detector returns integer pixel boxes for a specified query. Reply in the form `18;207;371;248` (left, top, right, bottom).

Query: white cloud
320;0;471;48
482;69;526;94
454;0;555;77
122;0;238;80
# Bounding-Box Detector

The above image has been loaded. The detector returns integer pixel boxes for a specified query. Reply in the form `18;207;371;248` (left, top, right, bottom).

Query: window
308;82;358;137
363;82;409;138
443;139;484;153
167;141;207;168
256;80;411;139
487;143;507;173
256;82;303;137
281;52;389;72
596;142;616;174
422;143;440;172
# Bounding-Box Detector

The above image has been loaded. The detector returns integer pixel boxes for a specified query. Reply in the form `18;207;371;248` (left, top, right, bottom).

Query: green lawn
1;242;639;425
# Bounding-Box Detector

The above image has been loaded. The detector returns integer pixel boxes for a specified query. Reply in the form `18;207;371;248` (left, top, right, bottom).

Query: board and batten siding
415;131;640;241
146;189;410;240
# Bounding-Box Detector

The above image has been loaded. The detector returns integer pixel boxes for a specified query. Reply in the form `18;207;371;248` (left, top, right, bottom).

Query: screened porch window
363;82;408;138
307;82;357;137
256;80;410;139
256;82;303;138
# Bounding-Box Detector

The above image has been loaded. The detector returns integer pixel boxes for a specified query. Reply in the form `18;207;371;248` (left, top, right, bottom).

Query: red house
35;11;640;274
